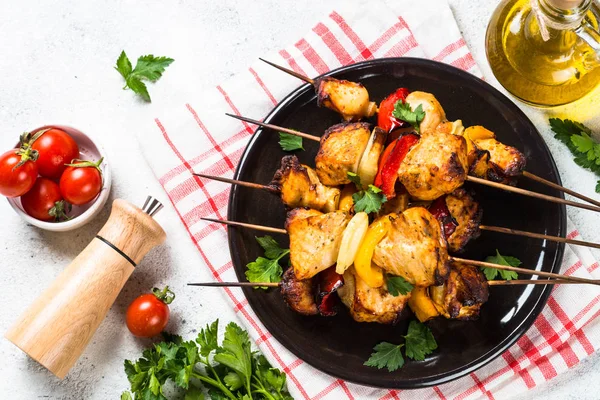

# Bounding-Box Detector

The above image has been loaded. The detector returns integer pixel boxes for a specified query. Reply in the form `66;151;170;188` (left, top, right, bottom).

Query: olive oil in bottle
486;0;600;107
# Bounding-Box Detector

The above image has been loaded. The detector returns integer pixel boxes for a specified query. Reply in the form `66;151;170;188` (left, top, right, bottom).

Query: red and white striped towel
139;1;600;398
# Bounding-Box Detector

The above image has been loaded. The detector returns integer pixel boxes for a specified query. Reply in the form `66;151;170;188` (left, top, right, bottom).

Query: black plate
227;58;566;389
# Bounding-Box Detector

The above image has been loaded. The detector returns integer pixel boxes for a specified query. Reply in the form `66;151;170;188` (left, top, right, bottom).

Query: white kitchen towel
139;0;600;398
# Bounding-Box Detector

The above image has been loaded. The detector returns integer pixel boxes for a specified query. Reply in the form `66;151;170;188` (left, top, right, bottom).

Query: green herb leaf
387;275;414;296
115;51;132;80
213;323;253;390
120;392;133;400
224;371;243;390
392;101;426;133
196;319;218;357
184;387;205;400
255;235;286;259
279;132;304;151
115;51;174;102
549;118;600;194
246;237;289;288
571;133;595;153
364;342;405;372
346;171;362;189
482;249;520;281
352;184;387;214
403;321;437;361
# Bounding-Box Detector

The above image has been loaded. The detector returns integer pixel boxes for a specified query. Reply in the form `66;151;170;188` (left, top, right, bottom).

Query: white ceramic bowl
7;125;112;231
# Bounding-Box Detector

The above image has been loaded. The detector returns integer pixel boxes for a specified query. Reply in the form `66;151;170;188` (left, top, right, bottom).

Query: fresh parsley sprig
392;101;426;133
549;118;600;193
364;321;437;372
115;50;174;102
386;275;414;296
246;236;289;288
481;249;520;281
278;132;304;151
347;172;387;214
121;319;292;400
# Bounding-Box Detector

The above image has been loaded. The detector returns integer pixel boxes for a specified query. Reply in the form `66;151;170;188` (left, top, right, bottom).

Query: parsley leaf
392;101;426;133
115;50;174;102
279;132;304;151
196;319;219;357
403;321;437;361
347;171;362;189
122;319;292;400
246;236;289;288
387;275;414;296
549;118;600;193
352;185;387;214
364;342;405;372
255;235;286;259
482;249;520;280
365;320;437;372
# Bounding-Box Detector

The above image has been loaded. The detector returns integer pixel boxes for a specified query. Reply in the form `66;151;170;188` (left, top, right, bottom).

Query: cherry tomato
0;149;38;197
126;287;175;338
31;128;79;179
21;177;70;221
59;158;103;205
377;88;410;134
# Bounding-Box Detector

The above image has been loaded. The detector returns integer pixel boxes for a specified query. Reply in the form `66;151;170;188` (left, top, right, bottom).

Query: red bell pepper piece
374;140;396;189
316;266;344;317
378;88;410;133
428;196;459;239
375;133;419;199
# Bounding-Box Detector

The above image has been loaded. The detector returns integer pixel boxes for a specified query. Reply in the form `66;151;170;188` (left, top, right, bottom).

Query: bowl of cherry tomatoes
1;125;111;231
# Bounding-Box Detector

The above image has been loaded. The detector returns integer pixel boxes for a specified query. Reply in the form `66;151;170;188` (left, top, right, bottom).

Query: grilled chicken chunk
430;262;489;320
286;208;351;280
445;188;482;253
280;268;318;316
338;267;410;324
398;129;469;200
316;77;378;121
405;91;447;132
269;155;340;212
315;122;372;186
474;138;526;181
463;126;526;183
372;207;450;287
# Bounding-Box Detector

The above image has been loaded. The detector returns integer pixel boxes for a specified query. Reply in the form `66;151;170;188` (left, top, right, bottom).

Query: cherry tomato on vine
0;149;38;197
59;158;103;205
126;287;175;338
21;178;70;222
31;128;79;179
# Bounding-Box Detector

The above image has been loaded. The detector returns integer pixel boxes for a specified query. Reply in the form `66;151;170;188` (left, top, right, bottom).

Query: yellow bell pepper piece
354;217;389;288
464;125;495;142
338;184;356;213
408;287;440;323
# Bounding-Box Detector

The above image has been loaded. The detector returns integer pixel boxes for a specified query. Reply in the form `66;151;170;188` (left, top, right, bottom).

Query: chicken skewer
196;173;600;251
260;58;600;208
201;217;600;286
226;113;600;213
187;279;599;287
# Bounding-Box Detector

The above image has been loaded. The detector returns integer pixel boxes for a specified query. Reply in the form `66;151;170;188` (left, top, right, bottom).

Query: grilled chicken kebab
278;205;489;324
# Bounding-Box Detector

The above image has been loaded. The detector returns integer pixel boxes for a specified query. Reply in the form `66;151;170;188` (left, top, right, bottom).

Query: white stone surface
0;0;598;398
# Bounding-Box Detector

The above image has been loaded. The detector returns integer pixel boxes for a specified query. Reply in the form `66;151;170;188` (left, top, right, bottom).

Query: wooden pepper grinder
5;196;166;379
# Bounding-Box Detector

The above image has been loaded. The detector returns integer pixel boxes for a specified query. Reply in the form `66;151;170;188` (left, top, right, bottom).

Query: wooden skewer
225;113;320;142
465;176;600;213
522;171;600;208
193;173;278;193
487;279;594;286
259;58;315;85
201;217;287;234
479;225;600;250
450;256;600;286
188;281;281;288
188;279;597;288
196;173;600;251
204;218;598;285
